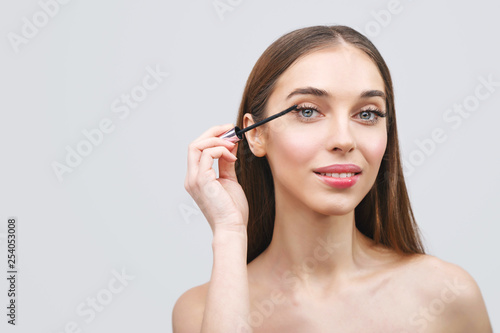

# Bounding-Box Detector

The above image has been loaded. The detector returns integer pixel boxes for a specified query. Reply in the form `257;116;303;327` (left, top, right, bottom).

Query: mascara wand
219;105;298;143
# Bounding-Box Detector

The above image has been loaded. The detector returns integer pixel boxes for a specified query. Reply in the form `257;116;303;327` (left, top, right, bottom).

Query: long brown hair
234;25;425;263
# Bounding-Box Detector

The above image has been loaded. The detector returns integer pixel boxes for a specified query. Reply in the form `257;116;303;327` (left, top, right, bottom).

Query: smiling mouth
314;172;361;178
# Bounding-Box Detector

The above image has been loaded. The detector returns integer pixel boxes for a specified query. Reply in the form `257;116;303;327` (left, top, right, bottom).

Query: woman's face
244;45;388;216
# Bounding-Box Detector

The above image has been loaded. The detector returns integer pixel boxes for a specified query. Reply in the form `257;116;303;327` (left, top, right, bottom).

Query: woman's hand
185;124;249;233
178;125;251;333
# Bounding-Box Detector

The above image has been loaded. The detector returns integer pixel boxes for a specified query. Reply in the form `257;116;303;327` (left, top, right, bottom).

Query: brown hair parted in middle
234;25;425;264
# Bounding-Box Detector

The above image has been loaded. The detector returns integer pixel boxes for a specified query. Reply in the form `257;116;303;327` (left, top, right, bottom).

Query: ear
243;113;267;157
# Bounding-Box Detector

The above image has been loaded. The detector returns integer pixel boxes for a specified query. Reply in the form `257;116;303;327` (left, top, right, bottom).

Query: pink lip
313;164;362;174
313;164;362;189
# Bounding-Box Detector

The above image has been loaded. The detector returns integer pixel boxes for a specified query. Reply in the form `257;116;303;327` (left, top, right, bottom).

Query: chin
309;202;358;218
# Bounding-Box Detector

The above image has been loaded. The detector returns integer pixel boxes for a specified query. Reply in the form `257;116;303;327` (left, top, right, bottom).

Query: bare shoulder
406;254;484;297
399;254;492;332
172;282;209;333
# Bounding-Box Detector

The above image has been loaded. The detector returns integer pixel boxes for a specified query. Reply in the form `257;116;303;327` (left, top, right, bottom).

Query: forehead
273;45;385;99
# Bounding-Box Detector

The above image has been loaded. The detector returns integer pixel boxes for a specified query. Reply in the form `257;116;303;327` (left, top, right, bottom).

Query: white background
1;0;499;332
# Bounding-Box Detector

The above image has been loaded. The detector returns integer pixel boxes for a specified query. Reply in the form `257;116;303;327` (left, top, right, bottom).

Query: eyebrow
286;86;386;100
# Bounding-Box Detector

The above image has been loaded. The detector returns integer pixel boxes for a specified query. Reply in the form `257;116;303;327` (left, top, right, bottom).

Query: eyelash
292;104;387;125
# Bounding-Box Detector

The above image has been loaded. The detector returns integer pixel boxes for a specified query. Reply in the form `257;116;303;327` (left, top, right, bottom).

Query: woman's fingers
186;143;236;192
187;139;235;182
185;124;240;199
197;146;237;183
196;123;235;142
187;128;236;172
218;142;238;181
188;137;235;169
186;146;235;204
184;125;249;229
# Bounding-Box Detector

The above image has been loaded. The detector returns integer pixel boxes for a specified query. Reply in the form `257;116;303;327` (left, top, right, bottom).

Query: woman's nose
325;117;356;153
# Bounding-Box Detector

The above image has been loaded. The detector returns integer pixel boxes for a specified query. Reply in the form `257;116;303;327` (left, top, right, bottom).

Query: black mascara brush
219;105;298;143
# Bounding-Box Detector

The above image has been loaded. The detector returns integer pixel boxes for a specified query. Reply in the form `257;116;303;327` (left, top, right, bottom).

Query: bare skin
174;229;491;332
174;44;492;332
244;234;489;332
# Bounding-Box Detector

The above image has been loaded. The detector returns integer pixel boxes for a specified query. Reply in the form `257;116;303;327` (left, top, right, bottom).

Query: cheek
359;129;387;168
265;123;387;174
266;128;321;172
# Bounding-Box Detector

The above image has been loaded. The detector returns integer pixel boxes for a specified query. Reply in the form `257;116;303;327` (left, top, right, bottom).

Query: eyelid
296;101;320;108
359;101;386;112
359;107;386;114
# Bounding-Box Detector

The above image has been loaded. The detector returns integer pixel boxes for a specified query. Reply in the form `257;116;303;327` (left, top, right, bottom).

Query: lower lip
314;172;361;189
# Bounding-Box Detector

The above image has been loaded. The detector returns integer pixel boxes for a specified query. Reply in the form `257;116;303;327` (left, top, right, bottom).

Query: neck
256;190;377;290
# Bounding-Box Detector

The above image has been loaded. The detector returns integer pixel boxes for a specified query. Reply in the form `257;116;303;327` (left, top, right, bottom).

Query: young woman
174;25;492;332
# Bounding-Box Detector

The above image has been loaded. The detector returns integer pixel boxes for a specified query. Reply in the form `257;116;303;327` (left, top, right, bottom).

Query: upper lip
313;164;362;174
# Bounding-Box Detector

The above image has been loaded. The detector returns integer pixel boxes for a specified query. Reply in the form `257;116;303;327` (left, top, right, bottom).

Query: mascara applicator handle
219;126;243;143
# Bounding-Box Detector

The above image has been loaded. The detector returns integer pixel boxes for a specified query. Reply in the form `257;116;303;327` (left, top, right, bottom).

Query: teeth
318;172;356;178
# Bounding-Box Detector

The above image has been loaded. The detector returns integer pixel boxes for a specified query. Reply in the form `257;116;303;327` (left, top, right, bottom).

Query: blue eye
357;108;387;124
360;110;375;120
300;108;315;117
293;106;320;122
